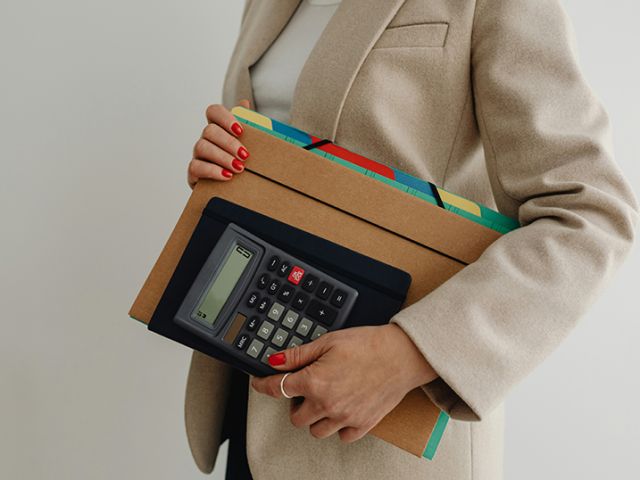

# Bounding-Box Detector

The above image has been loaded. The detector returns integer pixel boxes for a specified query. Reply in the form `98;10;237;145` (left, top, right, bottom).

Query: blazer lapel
235;0;406;141
244;0;303;71
289;0;406;140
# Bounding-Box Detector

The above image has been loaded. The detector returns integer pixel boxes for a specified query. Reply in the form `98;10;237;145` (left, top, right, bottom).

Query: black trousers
220;367;254;480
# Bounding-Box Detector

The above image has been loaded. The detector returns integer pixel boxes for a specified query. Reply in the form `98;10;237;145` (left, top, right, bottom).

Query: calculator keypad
281;310;299;329
277;284;295;303
257;321;275;340
246;339;264;359
316;281;333;300
233;255;357;370
301;274;319;292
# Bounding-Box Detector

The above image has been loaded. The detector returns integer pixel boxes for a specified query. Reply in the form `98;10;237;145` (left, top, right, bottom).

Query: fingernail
231;122;243;136
237;146;249;160
231;159;244;172
268;352;286;366
221;169;233;178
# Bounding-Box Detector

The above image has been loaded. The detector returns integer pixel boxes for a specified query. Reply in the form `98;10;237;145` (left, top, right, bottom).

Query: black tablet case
148;197;412;377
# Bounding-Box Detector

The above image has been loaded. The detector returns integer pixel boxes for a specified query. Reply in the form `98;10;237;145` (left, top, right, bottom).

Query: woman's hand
187;99;252;189
250;323;438;443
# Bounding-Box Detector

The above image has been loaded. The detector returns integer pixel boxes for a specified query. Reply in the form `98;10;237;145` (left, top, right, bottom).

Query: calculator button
246;316;259;332
271;328;289;348
316;281;333;300
257;320;275;340
330;289;348;308
301;274;319;292
311;325;328;341
287;266;305;285
267;279;280;295
292;292;309;310
277;261;291;277
267;256;279;271
261;346;278;365
306;299;337;326
267;302;286;322
277;284;295;303
235;333;250;350
281;310;299;329
246;339;264;358
246;292;260;308
295;317;313;337
257;297;271;314
287;336;304;348
256;273;269;290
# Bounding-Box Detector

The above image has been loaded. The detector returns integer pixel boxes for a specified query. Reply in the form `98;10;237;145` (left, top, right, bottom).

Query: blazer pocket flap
374;22;449;49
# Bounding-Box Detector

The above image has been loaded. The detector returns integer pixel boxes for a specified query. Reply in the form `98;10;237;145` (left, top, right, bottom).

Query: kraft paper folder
129;113;518;460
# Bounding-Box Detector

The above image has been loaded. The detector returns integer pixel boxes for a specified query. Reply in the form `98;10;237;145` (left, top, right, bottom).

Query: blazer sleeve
389;0;639;422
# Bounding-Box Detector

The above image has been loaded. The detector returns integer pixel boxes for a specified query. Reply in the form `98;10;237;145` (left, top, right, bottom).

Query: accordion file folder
129;116;519;460
231;106;519;235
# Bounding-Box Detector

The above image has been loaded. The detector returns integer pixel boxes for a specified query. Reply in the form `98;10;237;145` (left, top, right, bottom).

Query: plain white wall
0;1;637;479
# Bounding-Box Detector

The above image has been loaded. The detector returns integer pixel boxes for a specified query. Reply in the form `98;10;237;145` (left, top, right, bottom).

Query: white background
1;1;638;479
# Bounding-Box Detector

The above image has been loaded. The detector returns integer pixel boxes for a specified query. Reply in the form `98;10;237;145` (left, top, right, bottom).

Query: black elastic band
302;140;446;211
428;182;445;209
303;139;332;150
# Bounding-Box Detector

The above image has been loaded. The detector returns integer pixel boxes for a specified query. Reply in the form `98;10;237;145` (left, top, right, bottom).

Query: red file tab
287;266;305;285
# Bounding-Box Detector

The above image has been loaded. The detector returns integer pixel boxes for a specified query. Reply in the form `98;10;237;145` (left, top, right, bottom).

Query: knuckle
268;381;280;398
313;376;330;397
333;406;350;422
290;346;303;367
300;370;317;397
289;412;303;428
187;159;199;176
338;429;355;443
319;397;335;415
205;103;221;119
224;134;239;153
202;123;216;138
193;139;207;157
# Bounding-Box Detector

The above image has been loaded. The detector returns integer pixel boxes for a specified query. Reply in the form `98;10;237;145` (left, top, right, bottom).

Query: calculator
174;223;358;376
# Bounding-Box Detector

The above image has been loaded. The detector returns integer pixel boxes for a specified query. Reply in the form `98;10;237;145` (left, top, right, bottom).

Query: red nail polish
231;159;244;171
221;169;233;178
237;146;249;160
231;122;243;136
268;352;286;366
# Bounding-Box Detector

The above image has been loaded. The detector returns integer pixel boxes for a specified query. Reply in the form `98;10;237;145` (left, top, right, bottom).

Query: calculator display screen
194;243;253;326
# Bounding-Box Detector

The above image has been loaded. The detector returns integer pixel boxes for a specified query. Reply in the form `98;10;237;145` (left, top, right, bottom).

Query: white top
249;0;342;124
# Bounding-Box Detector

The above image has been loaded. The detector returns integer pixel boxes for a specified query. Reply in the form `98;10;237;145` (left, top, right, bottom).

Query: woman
184;1;638;479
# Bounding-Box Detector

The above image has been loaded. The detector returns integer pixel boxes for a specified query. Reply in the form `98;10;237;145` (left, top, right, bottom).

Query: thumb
268;337;328;371
237;98;251;110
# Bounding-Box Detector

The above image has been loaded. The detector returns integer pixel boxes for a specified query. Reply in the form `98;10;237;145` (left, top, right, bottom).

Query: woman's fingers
266;332;331;371
205;103;245;138
187;158;234;187
188;102;251;189
251;364;314;400
193;137;245;173
309;417;344;440
289;397;325;429
201;122;249;163
337;426;369;444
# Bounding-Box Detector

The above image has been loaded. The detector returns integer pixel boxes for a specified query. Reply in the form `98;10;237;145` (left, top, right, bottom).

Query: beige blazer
184;0;639;478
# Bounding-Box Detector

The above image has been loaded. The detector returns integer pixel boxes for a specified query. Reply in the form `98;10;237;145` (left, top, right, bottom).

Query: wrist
384;323;438;389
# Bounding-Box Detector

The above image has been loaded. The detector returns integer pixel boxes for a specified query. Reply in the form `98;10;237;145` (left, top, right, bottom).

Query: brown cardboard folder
129;122;503;459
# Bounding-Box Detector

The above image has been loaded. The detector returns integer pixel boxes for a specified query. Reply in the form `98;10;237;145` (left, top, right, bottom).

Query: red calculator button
288;266;305;285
